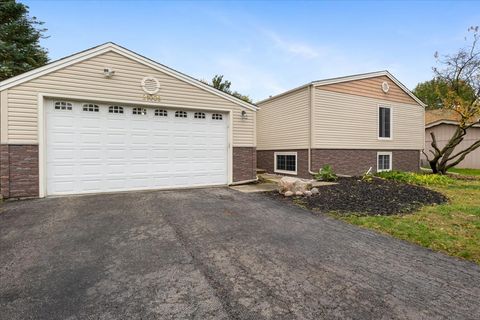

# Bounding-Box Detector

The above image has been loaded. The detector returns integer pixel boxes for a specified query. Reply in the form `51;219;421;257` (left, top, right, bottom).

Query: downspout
308;84;316;175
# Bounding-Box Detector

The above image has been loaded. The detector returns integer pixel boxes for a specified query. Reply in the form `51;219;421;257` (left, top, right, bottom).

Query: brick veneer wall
257;149;420;178
257;149;310;178
233;147;257;182
311;149;420;176
0;145;39;199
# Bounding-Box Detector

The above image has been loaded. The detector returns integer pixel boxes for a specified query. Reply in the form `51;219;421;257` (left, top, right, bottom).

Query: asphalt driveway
0;188;479;319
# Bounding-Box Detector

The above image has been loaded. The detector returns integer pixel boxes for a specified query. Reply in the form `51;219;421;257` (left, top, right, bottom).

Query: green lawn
339;176;480;264
448;167;480;176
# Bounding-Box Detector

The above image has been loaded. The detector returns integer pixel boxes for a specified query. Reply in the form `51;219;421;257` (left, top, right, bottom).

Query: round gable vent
141;76;160;95
381;81;390;93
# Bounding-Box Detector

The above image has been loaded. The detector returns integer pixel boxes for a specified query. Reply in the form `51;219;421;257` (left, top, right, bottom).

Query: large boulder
278;176;312;194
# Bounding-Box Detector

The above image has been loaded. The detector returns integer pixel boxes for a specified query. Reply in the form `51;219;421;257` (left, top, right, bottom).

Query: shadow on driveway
1;187;479;319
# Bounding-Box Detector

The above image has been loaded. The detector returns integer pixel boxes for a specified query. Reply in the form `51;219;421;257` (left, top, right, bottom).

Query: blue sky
23;0;480;101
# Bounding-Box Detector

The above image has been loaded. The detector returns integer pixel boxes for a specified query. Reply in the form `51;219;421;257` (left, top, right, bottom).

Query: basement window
379;106;392;139
212;113;223;120
132;107;147;115
377;152;392;172
82;104;99;112
175;111;187;118
274;152;297;175
194;112;206;119
54;101;72;110
108;106;124;114
154;109;167;117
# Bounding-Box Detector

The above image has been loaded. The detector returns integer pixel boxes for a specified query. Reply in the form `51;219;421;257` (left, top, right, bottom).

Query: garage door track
1;188;479;319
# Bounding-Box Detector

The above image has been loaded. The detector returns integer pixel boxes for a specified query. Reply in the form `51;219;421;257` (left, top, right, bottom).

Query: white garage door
45;100;228;195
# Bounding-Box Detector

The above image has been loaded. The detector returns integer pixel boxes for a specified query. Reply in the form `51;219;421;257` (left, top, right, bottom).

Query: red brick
257;149;420;178
233;147;256;182
0;144;39;198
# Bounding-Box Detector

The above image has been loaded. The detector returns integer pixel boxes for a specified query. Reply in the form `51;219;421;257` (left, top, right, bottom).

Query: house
256;71;425;177
0;43;258;198
424;109;480;169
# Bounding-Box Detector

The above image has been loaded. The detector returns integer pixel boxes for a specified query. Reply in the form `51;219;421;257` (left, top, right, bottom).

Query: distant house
256;71;426;177
424;109;480;169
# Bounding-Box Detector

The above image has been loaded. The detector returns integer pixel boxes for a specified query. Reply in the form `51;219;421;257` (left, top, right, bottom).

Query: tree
0;0;49;81
423;26;480;174
205;74;252;103
413;78;475;110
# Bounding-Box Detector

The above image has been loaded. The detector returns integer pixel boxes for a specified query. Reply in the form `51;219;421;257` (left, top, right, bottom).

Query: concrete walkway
230;173;337;193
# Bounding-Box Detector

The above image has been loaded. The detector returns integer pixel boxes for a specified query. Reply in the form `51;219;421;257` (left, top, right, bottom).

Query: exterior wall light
103;68;115;78
241;110;247;119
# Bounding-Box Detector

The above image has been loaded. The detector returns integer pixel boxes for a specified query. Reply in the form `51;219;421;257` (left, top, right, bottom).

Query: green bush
376;171;455;186
314;164;338;182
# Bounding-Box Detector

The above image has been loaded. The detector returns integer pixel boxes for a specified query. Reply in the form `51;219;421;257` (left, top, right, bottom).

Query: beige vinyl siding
4;51;255;146
425;124;480;169
320;75;418;105
0;90;7;143
256;87;310;150
313;89;424;149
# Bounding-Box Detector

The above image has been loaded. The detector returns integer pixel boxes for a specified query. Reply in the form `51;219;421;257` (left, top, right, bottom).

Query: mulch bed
265;177;447;216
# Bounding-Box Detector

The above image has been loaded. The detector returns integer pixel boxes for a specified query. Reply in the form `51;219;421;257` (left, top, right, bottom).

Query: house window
54;101;72;110
379;106;392;139
82;104;99;112
132;107;147;115
212;113;223;120
108;106;124;114
175;111;187;118
194;112;206;119
377;152;392;172
154;109;167;117
274;152;297;175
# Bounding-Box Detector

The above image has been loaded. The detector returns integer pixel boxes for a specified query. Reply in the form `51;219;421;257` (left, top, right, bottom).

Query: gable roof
257;70;426;107
0;42;258;111
425;109;480;128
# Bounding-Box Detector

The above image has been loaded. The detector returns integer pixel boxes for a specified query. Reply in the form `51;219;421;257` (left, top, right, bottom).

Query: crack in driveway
0;187;479;319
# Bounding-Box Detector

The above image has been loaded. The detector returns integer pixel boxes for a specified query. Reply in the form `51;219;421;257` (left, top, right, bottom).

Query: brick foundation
0;144;39;199
257;149;421;178
233;147;257;182
312;149;420;176
257;149;310;178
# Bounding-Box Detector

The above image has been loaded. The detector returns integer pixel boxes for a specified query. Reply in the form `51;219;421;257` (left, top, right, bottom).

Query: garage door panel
46;100;228;195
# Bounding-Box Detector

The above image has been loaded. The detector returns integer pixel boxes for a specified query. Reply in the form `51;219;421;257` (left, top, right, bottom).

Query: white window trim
377;151;393;172
274;152;298;175
378;105;393;140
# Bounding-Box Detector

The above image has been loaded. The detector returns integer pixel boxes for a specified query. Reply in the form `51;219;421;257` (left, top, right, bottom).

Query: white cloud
261;29;320;59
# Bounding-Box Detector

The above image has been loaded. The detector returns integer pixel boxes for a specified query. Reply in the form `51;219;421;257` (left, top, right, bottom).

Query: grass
448;167;480;176
338;175;480;264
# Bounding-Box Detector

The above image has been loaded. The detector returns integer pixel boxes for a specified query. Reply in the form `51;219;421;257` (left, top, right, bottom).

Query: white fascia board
255;83;312;105
109;45;258;111
312;70;427;108
0;42;258;112
0;43;113;91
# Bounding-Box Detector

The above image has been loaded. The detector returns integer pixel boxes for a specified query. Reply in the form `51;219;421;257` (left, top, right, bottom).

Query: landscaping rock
311;187;319;194
284;191;294;197
278;177;312;194
295;191;303;196
304;191;313;197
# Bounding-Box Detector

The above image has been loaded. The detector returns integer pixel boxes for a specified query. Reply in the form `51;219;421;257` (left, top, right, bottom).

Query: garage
0;42;257;198
46;100;228;195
